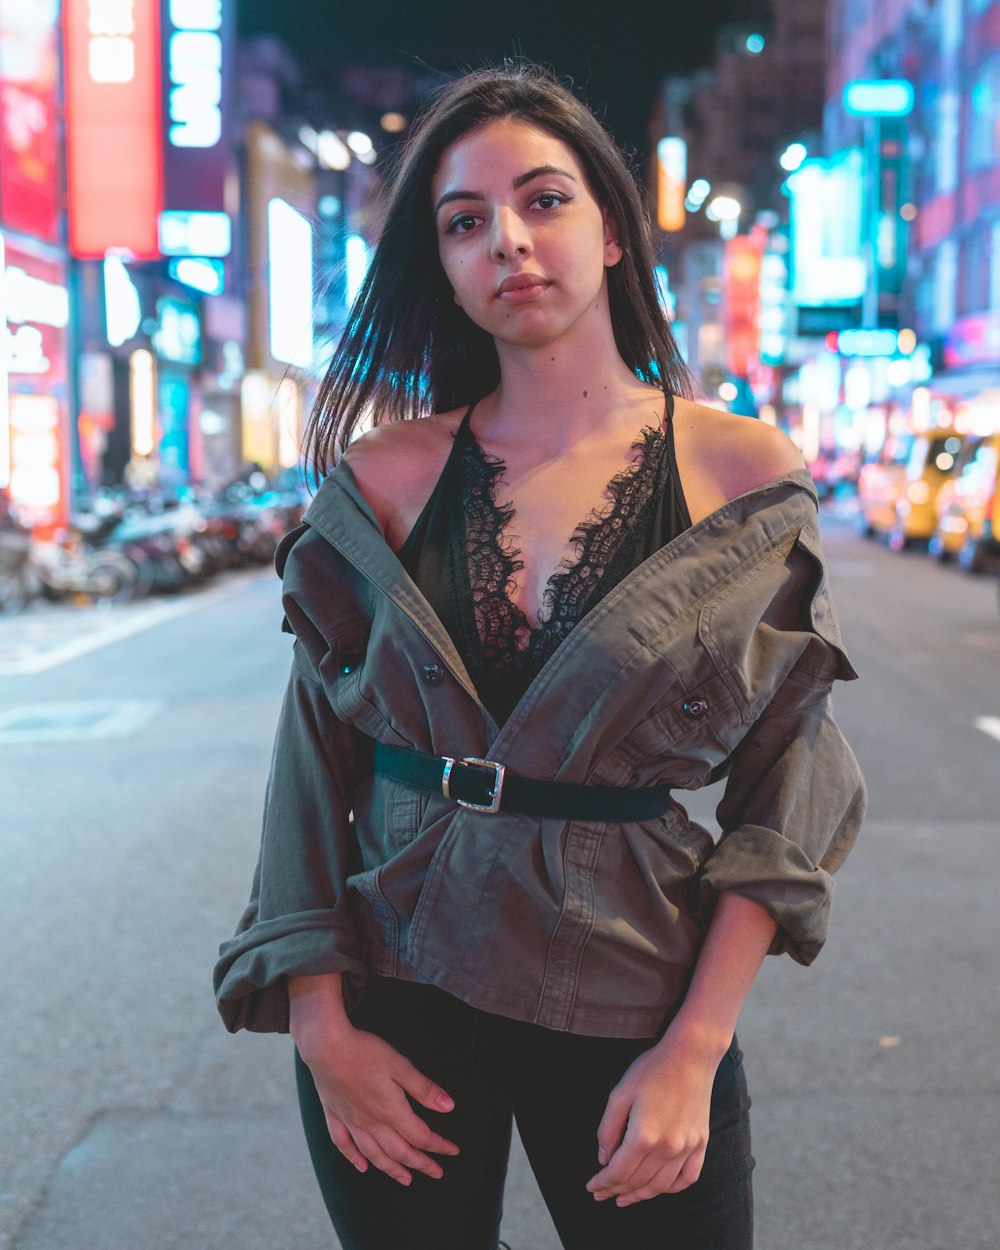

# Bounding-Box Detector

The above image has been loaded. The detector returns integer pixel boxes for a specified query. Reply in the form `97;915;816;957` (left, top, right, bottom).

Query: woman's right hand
289;973;460;1185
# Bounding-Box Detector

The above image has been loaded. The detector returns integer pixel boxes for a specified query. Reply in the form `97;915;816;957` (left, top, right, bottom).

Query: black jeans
295;974;753;1250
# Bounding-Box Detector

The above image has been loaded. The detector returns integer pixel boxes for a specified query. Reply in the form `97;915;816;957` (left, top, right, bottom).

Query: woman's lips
496;279;549;304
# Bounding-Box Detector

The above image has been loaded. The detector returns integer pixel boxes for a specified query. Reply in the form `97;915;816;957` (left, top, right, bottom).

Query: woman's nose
490;208;531;262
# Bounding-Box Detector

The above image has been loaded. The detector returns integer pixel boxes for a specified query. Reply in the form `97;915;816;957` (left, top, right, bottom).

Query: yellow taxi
930;433;1000;571
858;428;965;549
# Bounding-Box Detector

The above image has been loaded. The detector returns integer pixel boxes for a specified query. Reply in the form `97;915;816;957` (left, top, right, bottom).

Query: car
858;427;965;549
931;433;1000;572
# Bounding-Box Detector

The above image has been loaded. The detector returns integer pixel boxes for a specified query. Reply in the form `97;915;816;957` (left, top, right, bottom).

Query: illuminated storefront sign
152;296;201;365
268;198;313;368
759;238;791;366
843;80;914;118
1;239;70;533
158;209;231;257
829;328;902;357
103;255;142;347
944;310;1000;369
129;347;157;459
788;150;865;309
160;0;231;245
0;1;61;242
0;235;8;489
656;138;686;233
345;233;371;307
168;257;224;295
166;0;222;148
63;0;163;259
723;233;763;377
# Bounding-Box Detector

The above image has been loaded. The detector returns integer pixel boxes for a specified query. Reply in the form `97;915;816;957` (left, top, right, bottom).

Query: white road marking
974;716;1000;745
0;699;165;743
0;576;255;676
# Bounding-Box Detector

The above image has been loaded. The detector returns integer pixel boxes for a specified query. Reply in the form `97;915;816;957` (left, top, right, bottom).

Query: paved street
2;507;999;1250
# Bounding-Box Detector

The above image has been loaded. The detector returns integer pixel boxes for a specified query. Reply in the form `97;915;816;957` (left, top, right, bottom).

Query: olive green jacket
214;464;866;1038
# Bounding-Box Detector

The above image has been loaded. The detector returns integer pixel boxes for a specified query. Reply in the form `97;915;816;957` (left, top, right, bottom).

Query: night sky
237;0;771;164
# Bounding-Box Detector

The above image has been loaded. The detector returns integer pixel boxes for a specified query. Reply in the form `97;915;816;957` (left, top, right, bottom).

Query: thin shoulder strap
663;391;677;451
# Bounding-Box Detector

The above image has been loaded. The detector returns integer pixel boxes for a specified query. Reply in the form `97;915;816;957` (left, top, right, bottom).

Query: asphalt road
2;505;998;1250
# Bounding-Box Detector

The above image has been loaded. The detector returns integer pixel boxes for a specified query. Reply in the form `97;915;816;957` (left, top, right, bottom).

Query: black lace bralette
398;398;691;725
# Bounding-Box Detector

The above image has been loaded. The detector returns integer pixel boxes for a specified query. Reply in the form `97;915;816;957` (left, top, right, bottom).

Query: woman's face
431;117;621;351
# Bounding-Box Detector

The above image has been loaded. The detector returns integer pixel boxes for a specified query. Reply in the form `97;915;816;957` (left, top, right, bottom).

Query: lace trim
457;424;667;683
453;429;531;687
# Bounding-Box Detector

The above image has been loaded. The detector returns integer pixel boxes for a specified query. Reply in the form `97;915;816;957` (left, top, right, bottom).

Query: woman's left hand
585;1027;724;1206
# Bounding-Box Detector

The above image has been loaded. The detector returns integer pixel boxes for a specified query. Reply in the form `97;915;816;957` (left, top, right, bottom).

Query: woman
215;63;866;1250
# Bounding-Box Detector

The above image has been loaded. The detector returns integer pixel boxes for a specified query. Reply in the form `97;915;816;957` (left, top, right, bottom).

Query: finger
586;1141;648;1198
352;1128;413;1186
394;1101;461;1157
325;1117;369;1173
664;1147;705;1193
588;1122;693;1199
604;1152;669;1201
616;1149;704;1206
375;1126;447;1181
594;1091;629;1167
396;1061;456;1114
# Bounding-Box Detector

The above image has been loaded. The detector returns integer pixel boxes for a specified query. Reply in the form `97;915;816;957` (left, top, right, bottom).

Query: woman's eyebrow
434;165;578;216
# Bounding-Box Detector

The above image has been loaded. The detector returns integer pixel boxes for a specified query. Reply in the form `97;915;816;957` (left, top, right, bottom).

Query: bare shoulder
672;397;804;519
340;408;467;547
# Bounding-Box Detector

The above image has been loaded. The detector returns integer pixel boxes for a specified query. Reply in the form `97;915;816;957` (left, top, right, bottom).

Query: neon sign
87;0;138;82
268;198;313;368
167;0;222;148
0;235;8;489
63;0;163;259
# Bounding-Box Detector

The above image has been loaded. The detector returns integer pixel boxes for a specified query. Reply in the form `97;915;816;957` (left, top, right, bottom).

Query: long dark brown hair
304;61;693;475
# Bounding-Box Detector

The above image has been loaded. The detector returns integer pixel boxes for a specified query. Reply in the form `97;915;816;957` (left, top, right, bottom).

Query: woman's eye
534;193;567;210
446;213;479;234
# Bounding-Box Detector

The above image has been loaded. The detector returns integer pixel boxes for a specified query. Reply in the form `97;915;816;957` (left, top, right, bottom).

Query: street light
706;194;741;239
779;143;807;172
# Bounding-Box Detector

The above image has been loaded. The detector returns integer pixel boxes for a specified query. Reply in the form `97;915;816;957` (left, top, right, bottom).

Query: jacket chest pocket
320;624;414;747
624;668;747;784
696;527;853;722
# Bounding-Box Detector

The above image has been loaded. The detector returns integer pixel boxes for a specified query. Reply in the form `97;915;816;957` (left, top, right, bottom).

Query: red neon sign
0;3;61;241
63;0;163;259
3;242;71;536
723;235;763;378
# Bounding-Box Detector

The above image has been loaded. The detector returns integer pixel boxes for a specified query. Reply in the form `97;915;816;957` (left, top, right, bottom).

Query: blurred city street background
3;0;1000;1246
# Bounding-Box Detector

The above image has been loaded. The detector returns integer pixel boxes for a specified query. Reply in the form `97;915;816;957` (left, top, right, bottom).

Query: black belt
373;742;671;822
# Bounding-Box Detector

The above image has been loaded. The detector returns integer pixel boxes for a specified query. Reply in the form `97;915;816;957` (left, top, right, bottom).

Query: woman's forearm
658;891;778;1061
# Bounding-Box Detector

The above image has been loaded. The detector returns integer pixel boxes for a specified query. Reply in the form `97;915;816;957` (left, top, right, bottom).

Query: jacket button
421;663;444;686
682;697;709;718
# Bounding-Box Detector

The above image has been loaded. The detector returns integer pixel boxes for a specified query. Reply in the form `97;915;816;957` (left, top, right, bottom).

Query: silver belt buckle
441;755;506;813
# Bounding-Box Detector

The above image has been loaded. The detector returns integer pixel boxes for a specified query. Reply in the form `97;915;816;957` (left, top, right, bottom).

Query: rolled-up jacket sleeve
214;522;371;1033
213;647;368;1032
696;650;867;965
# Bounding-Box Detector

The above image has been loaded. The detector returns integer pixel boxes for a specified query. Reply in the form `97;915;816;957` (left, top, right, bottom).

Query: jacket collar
304;462;485;709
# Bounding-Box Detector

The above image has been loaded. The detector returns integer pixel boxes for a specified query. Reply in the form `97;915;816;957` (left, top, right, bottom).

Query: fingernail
436;1094;455;1111
597;1147;608;1165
